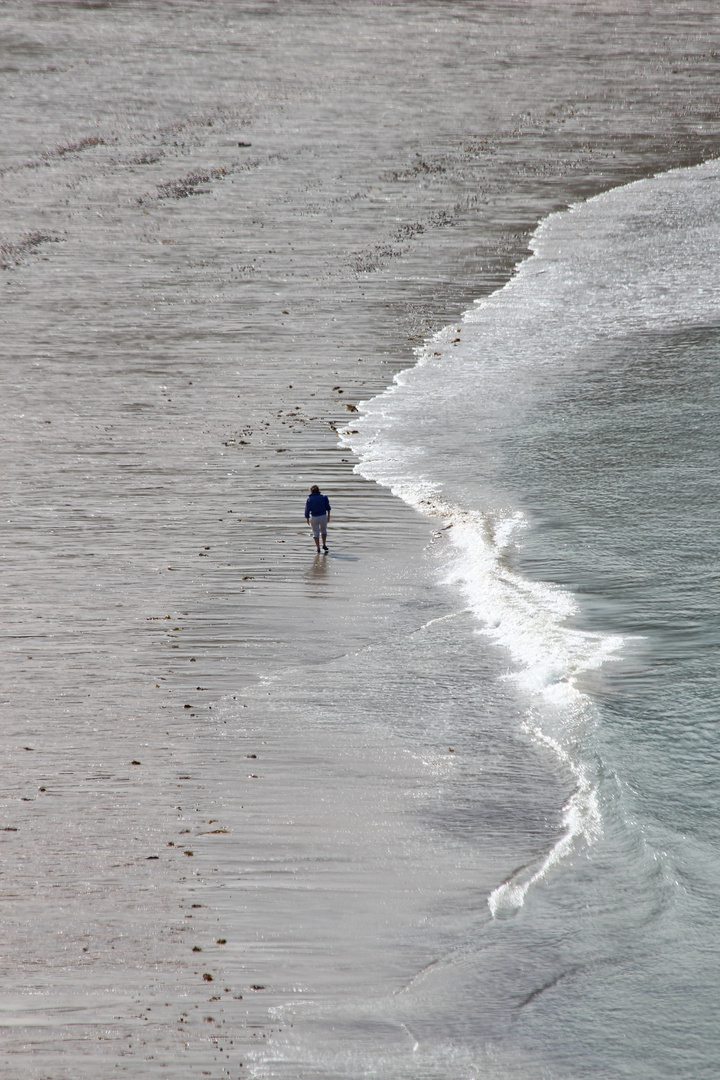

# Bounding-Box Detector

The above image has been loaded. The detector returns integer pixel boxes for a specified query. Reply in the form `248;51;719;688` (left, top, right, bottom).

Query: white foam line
439;501;619;913
413;609;472;633
341;466;621;914
339;164;720;914
488;725;601;916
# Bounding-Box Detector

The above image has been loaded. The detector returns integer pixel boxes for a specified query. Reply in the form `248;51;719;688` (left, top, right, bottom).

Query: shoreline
3;1;720;1074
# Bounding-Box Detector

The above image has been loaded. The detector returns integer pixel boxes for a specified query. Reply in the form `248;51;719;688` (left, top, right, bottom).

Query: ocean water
297;160;720;1078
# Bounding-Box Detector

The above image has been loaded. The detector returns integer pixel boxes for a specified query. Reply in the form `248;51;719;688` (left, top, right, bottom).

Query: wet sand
2;1;720;1075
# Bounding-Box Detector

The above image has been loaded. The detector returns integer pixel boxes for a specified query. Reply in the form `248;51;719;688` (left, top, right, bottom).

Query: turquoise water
344;162;720;1078
500;323;720;1078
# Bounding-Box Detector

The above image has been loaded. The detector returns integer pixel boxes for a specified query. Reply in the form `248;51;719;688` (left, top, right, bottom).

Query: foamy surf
334;447;619;911
443;509;616;913
341;161;720;915
338;180;713;910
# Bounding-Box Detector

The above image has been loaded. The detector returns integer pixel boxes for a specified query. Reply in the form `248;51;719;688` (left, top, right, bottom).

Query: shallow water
343;161;720;1078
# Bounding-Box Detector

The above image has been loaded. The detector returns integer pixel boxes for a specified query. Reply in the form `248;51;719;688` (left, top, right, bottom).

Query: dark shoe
323;545;329;552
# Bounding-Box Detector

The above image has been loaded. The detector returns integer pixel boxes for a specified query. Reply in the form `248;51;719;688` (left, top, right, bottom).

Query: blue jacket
305;492;331;517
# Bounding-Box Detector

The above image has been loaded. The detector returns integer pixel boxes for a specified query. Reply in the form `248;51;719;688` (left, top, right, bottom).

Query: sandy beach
2;1;720;1075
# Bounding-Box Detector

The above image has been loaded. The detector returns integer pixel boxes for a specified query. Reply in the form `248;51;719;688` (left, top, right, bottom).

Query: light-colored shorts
310;514;328;537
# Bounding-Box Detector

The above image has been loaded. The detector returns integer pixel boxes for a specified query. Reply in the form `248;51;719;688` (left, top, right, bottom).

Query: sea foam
342;159;720;911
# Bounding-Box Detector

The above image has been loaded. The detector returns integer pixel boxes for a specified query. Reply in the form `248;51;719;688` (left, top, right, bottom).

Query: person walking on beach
305;484;331;554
